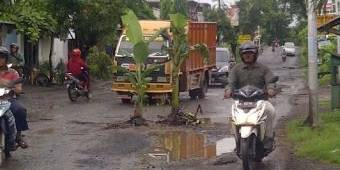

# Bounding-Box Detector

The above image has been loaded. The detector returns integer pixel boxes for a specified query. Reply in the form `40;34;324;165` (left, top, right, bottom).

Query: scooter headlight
232;101;267;125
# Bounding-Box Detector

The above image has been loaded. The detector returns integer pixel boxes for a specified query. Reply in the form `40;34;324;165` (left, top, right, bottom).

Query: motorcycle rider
66;48;90;93
9;43;27;80
224;41;277;151
9;43;24;66
0;46;29;150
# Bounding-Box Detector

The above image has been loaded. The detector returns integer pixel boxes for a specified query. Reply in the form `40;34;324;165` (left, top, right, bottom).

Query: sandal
16;139;28;149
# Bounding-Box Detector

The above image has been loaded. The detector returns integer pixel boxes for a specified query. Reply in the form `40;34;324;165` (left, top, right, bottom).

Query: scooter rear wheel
0;132;5;166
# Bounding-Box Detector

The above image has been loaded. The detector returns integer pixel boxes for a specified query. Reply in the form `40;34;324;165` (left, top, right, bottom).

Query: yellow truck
112;20;217;103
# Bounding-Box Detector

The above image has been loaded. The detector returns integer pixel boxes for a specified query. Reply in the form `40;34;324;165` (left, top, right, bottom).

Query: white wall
39;37;68;67
152;8;160;19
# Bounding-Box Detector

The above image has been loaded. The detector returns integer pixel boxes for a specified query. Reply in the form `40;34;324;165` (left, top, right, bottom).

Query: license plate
240;102;256;108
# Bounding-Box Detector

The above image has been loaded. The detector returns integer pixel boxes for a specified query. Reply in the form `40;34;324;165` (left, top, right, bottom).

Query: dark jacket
226;62;275;91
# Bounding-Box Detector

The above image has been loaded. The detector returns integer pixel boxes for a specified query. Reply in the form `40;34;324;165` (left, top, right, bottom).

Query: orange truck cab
112;20;217;103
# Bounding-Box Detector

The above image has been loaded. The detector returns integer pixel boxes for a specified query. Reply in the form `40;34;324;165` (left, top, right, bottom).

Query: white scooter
230;78;278;170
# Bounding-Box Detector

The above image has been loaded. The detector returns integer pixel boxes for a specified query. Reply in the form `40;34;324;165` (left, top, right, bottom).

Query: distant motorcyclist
9;43;26;78
0;46;29;150
271;41;276;52
224;41;277;150
9;43;24;66
66;48;90;92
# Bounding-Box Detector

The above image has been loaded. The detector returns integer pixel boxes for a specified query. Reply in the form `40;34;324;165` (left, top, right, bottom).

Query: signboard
317;15;337;28
238;34;252;44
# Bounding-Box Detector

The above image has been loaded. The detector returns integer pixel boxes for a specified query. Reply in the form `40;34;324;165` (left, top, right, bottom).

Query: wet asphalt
1;47;309;170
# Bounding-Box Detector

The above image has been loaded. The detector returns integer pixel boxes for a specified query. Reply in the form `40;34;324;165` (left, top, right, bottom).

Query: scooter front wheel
67;86;79;102
241;138;250;170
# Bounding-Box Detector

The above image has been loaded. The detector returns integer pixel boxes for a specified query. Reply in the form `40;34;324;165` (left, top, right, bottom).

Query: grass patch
287;110;340;165
319;99;331;110
319;74;331;86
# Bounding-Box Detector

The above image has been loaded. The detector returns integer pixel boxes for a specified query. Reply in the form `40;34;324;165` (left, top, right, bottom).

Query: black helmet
0;46;9;61
10;43;19;49
239;41;258;62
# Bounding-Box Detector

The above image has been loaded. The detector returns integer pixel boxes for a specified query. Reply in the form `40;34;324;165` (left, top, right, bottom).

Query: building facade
0;21;69;69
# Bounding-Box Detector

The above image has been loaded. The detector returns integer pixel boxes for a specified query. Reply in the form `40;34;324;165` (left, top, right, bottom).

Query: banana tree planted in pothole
167;13;209;119
120;10;167;125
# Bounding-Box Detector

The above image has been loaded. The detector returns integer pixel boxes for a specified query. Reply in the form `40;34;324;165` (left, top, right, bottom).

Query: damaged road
2;47;337;170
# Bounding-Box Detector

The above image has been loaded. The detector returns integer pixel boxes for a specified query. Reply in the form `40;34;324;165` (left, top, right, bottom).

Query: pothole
148;131;235;162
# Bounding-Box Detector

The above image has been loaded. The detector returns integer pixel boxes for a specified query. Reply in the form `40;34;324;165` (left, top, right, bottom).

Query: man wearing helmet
67;48;90;92
224;41;277;150
9;43;26;80
0;46;29;152
9;43;24;66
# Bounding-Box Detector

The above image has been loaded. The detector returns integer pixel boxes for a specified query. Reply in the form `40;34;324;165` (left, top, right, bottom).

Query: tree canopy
1;0;155;48
0;0;56;42
237;0;300;44
160;0;188;20
203;7;237;50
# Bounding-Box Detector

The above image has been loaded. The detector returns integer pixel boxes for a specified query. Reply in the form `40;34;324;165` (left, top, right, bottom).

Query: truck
112;20;217;103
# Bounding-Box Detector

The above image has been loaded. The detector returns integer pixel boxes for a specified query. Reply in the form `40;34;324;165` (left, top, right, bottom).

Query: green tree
262;11;291;44
238;0;293;44
0;0;57;80
124;0;156;19
172;0;187;17
203;7;238;53
46;0;155;50
160;0;172;19
160;0;187;19
0;0;56;42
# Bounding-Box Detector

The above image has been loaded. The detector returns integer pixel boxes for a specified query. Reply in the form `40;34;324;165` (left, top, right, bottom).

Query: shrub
87;47;114;80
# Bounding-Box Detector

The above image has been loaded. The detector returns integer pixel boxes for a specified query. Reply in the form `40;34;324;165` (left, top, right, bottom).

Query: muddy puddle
150;131;235;162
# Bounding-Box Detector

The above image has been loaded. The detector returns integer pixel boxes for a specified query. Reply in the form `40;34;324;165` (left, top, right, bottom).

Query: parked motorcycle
230;78;278;170
64;68;89;102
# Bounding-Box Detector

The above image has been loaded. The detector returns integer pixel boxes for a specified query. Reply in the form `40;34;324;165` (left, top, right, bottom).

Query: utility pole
336;0;340;53
217;0;223;45
305;0;319;127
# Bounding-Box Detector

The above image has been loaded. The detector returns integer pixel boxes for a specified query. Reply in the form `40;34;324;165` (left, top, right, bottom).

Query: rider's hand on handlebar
224;89;232;99
267;89;276;97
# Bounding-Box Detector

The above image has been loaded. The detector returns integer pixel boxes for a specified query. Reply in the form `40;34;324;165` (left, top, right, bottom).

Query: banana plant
168;13;209;114
120;10;165;119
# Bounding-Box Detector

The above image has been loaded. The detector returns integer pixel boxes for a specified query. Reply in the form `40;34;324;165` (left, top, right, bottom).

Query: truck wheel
198;78;208;99
121;98;131;104
189;89;198;100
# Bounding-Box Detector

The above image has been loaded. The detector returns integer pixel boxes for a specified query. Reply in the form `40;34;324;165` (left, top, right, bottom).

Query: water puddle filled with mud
150;131;235;162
